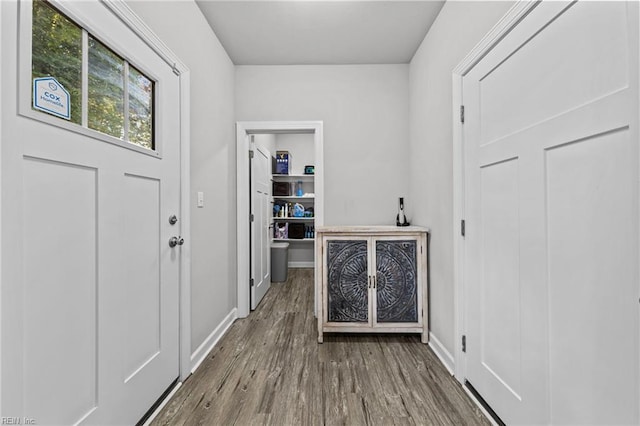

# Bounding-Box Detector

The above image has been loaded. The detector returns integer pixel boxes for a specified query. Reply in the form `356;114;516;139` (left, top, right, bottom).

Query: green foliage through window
128;66;154;150
32;0;82;124
88;36;124;139
31;0;155;151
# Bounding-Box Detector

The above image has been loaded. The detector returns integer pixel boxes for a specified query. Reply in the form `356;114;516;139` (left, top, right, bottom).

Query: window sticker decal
33;77;71;120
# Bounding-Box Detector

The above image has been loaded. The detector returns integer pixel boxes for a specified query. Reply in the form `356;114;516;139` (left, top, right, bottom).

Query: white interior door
1;2;181;424
251;142;271;310
463;1;639;424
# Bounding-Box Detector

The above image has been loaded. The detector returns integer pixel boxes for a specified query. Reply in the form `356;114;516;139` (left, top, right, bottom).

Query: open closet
236;121;324;317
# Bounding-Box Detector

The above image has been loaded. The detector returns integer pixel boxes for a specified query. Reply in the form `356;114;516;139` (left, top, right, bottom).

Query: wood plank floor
151;269;489;426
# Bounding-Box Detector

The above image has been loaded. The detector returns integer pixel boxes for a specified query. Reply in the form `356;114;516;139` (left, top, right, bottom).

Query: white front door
251;142;272;310
463;1;639;424
1;1;181;424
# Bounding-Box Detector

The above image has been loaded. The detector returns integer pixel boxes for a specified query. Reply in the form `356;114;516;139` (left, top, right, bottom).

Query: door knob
169;236;184;247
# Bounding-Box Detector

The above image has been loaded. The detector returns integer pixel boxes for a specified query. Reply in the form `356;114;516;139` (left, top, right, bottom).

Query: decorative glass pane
32;0;82;124
375;240;418;323
88;36;124;139
128;66;154;150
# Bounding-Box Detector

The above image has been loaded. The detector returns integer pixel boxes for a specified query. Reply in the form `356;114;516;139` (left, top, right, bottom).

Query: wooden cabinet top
316;225;430;235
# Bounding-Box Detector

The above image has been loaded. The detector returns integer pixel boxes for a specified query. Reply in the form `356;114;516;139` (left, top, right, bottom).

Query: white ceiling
195;1;446;65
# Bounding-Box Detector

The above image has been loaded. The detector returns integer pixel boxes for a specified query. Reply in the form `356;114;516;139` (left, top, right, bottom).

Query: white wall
126;1;237;361
408;1;514;357
236;65;410;226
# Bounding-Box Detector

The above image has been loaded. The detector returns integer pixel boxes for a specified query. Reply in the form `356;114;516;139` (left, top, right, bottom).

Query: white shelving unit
272;173;315;243
271;195;315;201
272;174;314;181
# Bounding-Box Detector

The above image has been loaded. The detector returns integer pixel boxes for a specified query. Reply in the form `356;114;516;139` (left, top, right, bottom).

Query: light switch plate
197;191;204;208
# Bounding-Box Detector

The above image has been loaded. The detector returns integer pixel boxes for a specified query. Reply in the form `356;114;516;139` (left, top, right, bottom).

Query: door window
31;0;155;151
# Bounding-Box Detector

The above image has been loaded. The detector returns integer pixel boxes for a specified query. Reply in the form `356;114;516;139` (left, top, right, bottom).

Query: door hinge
250;278;255;287
250;213;254;222
249;150;254;159
460;105;465;124
420;245;423;254
461;220;466;237
462;335;466;353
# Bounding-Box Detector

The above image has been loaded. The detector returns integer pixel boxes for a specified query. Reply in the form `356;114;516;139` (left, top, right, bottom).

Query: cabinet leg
318;333;323;344
421;331;428;344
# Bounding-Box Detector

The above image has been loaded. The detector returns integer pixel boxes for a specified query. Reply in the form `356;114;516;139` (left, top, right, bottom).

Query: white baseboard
288;261;314;268
190;308;237;373
429;332;455;375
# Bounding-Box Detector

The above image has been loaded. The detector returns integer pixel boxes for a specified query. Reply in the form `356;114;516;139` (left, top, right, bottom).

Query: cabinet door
325;238;370;323
374;239;419;324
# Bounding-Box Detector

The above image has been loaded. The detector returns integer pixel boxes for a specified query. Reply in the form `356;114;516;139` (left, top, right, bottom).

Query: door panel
122;174;162;381
479;158;521;400
479;1;629;145
326;239;370;323
251;144;271;310
546;128;637;424
374;240;418;323
22;157;98;424
463;1;639;424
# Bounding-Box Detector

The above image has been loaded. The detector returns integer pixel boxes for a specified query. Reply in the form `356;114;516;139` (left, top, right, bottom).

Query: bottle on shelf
304;224;315;239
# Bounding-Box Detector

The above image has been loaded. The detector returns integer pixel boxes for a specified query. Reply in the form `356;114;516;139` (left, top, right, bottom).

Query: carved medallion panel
375;240;418;323
327;240;368;323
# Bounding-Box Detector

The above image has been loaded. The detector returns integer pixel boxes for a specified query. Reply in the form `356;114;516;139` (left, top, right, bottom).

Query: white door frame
451;1;539;383
0;0;192;385
0;0;4;412
236;121;324;318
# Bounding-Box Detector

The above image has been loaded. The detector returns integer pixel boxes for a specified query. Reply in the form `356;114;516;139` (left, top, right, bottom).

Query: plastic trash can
271;242;289;282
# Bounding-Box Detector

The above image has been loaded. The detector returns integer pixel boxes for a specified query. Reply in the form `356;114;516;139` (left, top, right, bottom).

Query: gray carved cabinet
315;226;429;343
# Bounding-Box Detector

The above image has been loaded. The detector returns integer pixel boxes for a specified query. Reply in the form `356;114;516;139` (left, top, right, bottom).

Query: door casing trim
236;121;324;318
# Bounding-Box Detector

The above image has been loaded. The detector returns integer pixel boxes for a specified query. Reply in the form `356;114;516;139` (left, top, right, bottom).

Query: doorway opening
236;121;324;318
